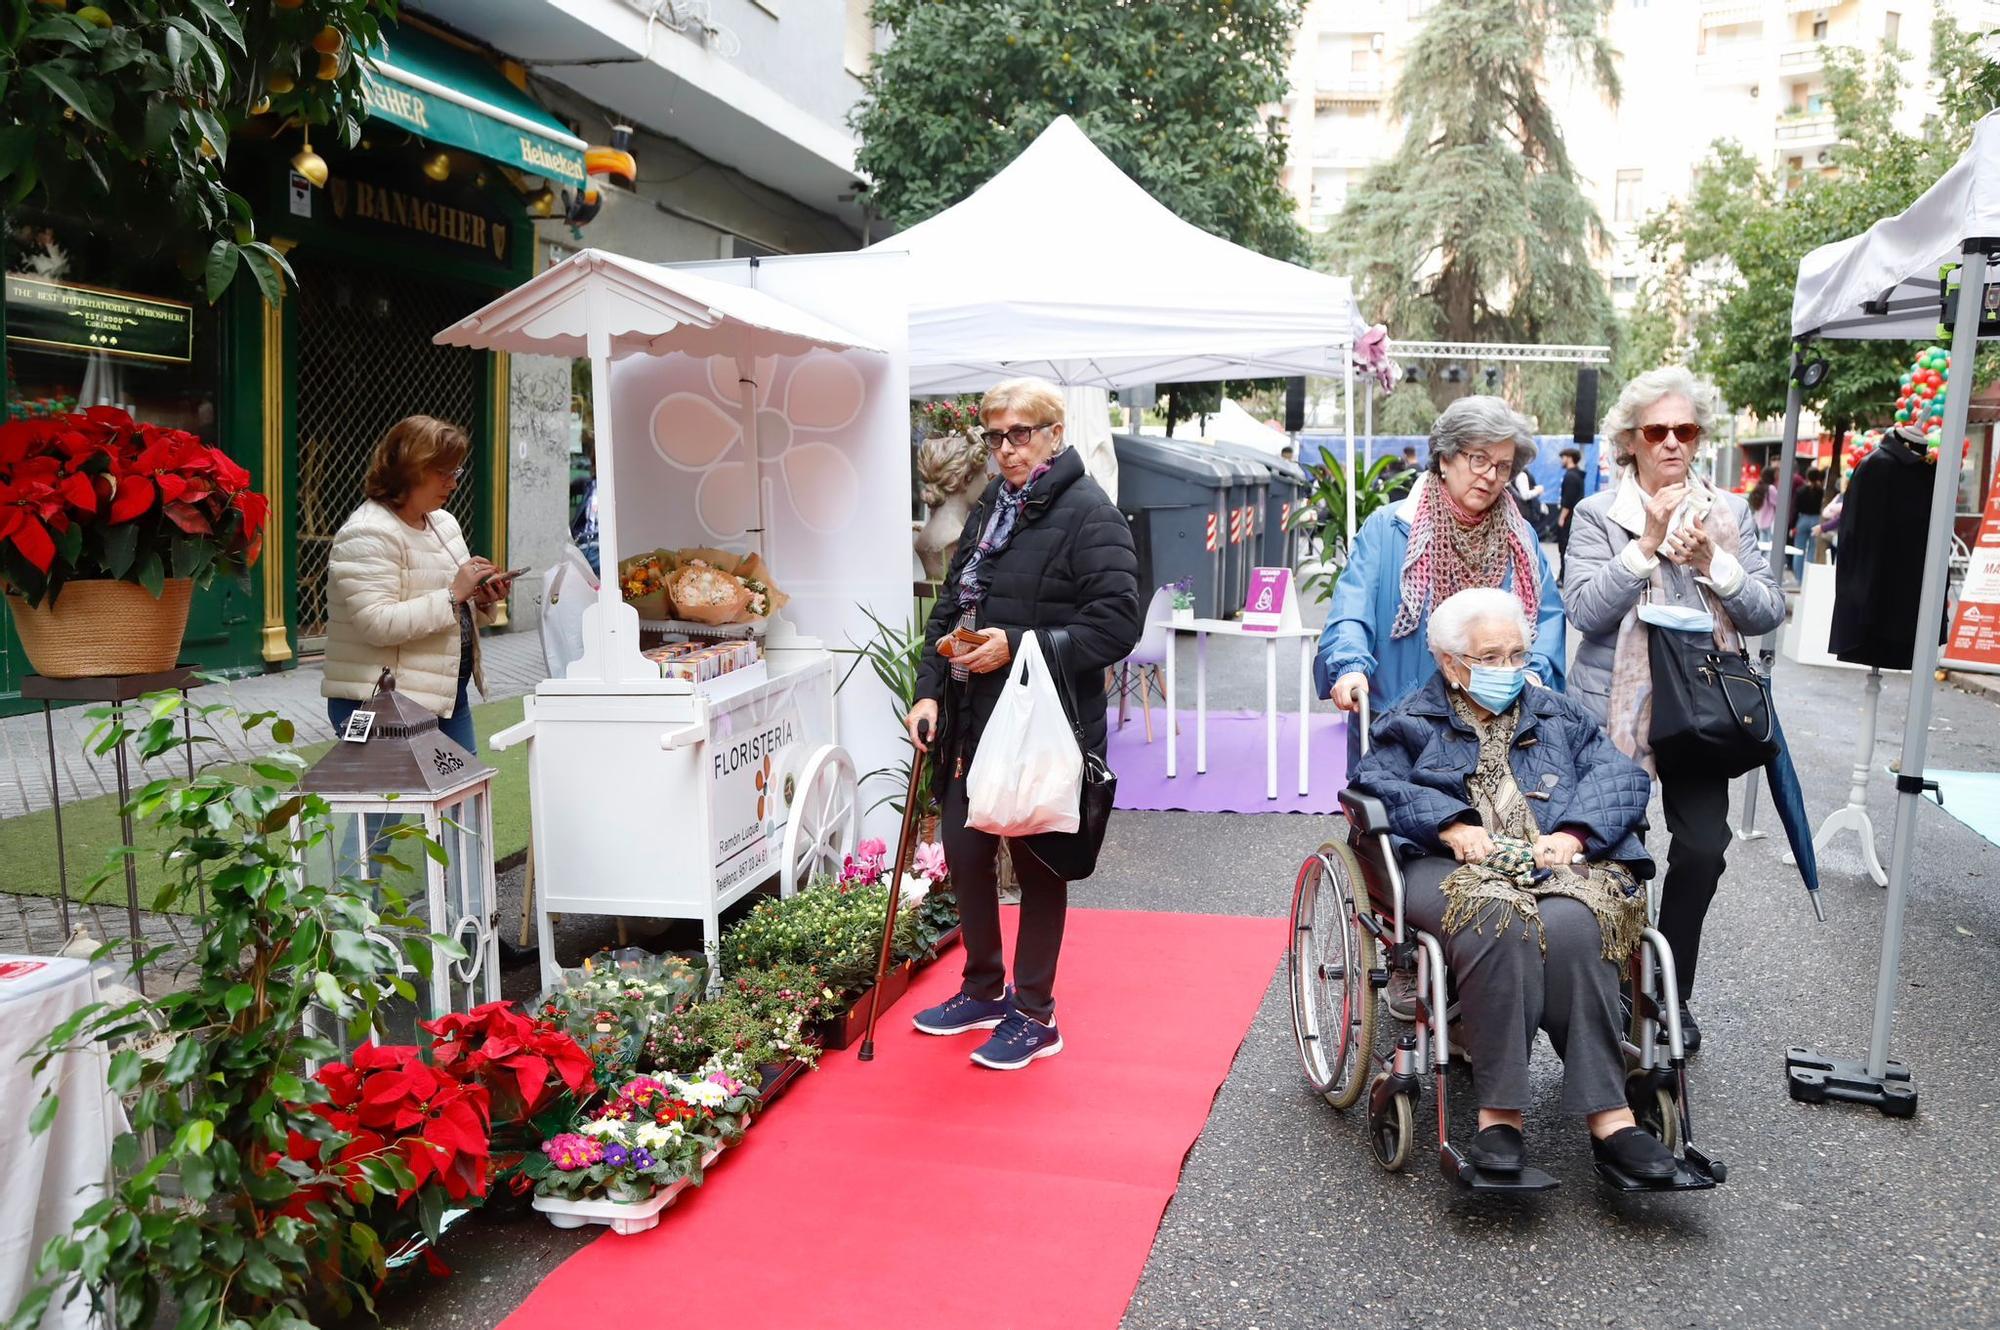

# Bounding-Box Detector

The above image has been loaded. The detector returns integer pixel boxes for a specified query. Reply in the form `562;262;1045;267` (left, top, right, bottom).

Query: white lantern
301;671;501;1024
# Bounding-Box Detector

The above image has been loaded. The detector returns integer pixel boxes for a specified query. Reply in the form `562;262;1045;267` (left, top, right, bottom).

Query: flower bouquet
0;406;268;675
616;550;672;619
529;1072;758;1234
535;949;705;1088
663;547;789;626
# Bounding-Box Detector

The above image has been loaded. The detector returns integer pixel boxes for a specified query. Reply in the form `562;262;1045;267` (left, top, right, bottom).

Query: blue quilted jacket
1348;673;1655;878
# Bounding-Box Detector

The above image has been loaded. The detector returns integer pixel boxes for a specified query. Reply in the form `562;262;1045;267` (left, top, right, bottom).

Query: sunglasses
981;422;1054;453
1639;422;1702;445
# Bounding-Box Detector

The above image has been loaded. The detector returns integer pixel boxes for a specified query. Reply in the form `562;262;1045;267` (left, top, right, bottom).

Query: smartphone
479;566;532;587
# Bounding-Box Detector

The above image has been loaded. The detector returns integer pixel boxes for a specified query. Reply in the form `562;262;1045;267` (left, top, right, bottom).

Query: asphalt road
374;613;2000;1330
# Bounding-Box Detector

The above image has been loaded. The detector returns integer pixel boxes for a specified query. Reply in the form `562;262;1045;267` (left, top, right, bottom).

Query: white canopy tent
867;115;1374;531
1778;110;2000;1118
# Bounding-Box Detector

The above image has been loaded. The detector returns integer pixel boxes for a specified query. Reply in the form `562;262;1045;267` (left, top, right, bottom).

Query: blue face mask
1460;660;1527;712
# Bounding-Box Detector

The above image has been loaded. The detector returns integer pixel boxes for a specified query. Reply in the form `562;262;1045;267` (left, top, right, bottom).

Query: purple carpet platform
1106;708;1350;814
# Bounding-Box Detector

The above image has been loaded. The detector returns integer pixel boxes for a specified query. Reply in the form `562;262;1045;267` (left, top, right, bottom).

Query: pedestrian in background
1561;367;1786;1051
322;416;513;753
1556;446;1586;583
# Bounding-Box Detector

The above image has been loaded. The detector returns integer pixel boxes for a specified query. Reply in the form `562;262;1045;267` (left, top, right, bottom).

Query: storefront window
4;211;222;443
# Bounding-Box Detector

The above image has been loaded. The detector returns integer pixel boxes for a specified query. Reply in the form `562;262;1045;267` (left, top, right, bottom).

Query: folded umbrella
1763;711;1826;921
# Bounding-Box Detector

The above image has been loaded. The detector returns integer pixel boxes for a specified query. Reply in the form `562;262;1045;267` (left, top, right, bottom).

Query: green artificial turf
0;697;531;915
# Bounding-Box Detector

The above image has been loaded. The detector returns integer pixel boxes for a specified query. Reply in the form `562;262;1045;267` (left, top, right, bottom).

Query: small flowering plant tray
527;1072;757;1231
532;1146;726;1237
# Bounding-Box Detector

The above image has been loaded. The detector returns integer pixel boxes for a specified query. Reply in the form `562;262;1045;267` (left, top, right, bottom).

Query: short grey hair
1427;588;1532;658
1603;366;1722;468
1428;395;1537;479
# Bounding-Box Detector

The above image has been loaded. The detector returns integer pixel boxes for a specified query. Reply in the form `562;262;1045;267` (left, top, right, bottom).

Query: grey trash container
1205;441;1309;571
1111;433;1237;619
1148;437;1266;614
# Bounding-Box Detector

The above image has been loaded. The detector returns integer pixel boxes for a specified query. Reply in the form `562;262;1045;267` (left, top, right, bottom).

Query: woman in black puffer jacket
905;377;1141;1071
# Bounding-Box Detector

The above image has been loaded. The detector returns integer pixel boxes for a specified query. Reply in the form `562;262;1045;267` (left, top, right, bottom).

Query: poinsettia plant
0;406;266;607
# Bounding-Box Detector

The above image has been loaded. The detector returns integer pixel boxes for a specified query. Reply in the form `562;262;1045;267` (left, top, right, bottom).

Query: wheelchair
1285;697;1727;1193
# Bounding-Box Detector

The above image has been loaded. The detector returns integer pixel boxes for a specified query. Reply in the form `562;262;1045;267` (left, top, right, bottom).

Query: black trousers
1555;518;1573;582
940;772;1069;1023
1658;768;1731;1002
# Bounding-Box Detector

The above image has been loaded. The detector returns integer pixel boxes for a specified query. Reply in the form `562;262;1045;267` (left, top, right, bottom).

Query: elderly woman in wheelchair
1287;587;1722;1192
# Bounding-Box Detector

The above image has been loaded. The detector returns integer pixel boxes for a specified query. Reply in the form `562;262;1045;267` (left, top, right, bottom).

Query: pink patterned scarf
1391;474;1541;641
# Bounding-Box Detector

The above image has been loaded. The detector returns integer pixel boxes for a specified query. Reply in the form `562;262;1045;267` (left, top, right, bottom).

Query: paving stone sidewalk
0;629;549;821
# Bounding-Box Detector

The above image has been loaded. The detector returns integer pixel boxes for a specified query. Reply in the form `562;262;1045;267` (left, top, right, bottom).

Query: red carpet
499;908;1285;1330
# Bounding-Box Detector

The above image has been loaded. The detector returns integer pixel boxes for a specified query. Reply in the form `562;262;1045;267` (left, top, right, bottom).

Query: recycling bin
1148;438;1266;613
1111;433;1238;619
1205;441;1311;571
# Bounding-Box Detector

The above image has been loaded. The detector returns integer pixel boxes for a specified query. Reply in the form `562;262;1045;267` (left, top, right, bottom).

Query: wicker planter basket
6;578;193;679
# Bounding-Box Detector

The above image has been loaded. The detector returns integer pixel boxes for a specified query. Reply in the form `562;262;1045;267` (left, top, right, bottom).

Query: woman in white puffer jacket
322;416;513;752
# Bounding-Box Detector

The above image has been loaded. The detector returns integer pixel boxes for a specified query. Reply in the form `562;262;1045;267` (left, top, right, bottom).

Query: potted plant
529;1072;757;1234
0;407;266;677
1169;576;1195;622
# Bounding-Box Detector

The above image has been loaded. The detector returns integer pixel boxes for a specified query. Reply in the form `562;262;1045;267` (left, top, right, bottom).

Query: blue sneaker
912;987;1014;1036
969;1011;1063;1070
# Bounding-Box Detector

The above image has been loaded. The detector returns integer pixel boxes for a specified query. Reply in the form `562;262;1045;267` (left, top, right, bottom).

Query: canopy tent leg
1787;243;1990;1120
1343;357;1356;544
1736;369;1804;842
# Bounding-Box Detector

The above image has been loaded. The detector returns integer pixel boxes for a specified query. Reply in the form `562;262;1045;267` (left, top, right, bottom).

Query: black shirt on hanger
1828;427;1950;670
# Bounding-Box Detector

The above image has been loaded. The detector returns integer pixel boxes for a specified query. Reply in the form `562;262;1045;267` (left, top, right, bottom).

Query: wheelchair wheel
1627;1069;1682;1154
1366;1073;1415;1172
1288;842;1378;1110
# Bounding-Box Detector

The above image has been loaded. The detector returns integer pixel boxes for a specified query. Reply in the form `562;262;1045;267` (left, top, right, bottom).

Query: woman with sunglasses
1562;368;1785;1051
322;415;512;753
1316;395;1567;771
904;378;1140;1071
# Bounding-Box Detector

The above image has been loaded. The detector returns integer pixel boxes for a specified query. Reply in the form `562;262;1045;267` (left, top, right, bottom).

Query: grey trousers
1401;855;1628;1117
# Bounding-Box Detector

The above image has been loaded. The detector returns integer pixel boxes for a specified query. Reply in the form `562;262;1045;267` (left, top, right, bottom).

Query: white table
1161;617;1319;799
0;956;125;1330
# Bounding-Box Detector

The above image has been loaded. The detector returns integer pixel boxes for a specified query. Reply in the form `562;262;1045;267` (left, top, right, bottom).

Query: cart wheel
1367;1073;1414;1172
1288;843;1377;1110
780;745;859;897
1628;1069;1682;1154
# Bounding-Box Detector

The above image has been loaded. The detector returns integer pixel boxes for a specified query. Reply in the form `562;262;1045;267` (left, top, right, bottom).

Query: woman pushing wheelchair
1345;587;1682;1182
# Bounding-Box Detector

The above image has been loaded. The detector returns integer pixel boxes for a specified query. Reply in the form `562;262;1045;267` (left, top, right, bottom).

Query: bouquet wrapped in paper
617;550;673;619
660;548;790;625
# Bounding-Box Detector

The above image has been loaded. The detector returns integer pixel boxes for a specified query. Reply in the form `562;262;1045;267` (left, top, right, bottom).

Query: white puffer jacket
321;500;488;716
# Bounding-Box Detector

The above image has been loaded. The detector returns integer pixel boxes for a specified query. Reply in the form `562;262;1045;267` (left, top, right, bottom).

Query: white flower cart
436;249;912;991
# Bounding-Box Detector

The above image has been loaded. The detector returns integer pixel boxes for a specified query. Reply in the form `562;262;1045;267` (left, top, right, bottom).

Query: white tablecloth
0;956;124;1330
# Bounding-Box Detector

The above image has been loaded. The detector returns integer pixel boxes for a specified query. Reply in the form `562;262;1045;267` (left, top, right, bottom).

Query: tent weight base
1785;1047;1917;1118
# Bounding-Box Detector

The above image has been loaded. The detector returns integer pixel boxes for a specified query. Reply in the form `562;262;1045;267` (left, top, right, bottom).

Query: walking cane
858;745;928;1063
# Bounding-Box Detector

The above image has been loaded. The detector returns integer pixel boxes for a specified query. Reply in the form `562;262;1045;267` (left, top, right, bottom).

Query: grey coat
1562;474;1786;720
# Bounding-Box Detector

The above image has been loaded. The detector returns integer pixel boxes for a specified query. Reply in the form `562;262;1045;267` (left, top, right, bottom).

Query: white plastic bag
965;631;1083;836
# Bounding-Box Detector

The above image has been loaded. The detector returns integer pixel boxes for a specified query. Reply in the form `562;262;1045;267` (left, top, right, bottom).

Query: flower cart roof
433;248;886;361
1792;110;2000;341
865;115;1370;394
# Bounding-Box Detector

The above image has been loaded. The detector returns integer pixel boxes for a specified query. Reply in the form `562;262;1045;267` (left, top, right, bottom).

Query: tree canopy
1637;19;2000;435
851;0;1308;264
0;0;399;303
1327;0;1619;428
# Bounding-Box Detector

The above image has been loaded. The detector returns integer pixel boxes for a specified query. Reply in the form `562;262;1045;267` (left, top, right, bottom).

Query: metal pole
43;703;69;936
1739;363;1806;841
1343;356;1356;544
1868;243;1988;1079
585;282;628;679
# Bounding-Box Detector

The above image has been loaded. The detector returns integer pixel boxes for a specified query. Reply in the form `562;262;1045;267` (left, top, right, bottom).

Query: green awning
362;28;587;188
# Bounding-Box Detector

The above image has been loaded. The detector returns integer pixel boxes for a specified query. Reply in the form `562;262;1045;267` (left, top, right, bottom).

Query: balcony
1778;42;1825;76
1700;3;1764;29
1698;49;1764;86
1786;0;1835;12
1774;110;1839;143
1315;75;1386;107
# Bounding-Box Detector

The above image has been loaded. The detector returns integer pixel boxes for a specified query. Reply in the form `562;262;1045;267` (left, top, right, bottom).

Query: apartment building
1283;0;2000;309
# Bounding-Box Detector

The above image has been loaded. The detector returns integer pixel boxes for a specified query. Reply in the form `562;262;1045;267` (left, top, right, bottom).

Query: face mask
1636;602;1717;633
1459;660;1526;712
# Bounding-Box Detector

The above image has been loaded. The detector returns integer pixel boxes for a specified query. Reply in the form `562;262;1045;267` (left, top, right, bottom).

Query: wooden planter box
816;959;915;1051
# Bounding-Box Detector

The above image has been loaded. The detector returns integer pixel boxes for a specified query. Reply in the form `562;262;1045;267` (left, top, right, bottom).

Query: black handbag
1646;588;1779;779
1016;628;1117;881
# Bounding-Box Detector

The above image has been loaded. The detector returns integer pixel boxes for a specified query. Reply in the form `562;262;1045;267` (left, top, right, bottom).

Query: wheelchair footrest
1593;1150;1723;1193
1441;1145;1560;1193
1784;1047;1917;1118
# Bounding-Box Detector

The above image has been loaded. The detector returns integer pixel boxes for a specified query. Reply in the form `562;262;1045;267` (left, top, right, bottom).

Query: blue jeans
327;671;477;754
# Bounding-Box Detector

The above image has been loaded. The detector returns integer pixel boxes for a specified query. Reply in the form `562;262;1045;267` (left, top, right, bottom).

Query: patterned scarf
1438;690;1645;964
1604;475;1743;776
950;461;1051;682
1391;474;1540;641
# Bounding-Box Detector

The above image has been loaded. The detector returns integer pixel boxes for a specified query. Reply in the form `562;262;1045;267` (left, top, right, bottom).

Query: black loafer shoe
1593;1126;1677;1180
1466;1123;1526;1174
1649;1002;1702;1054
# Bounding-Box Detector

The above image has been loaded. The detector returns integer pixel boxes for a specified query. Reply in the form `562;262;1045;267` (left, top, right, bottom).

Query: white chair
1112;585;1177;743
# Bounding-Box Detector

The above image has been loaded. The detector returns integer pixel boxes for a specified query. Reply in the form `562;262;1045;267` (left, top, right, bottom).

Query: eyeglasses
1461;650;1529;669
1453;449;1511;477
1639;422;1702;445
982;422;1054;454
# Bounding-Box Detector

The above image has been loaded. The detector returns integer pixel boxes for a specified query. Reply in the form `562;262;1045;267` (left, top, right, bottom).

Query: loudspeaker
1573;368;1599;443
1284;377;1306;433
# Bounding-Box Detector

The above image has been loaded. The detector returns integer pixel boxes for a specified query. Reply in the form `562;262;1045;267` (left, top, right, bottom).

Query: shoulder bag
1646;583;1779;779
1016;628;1118;881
